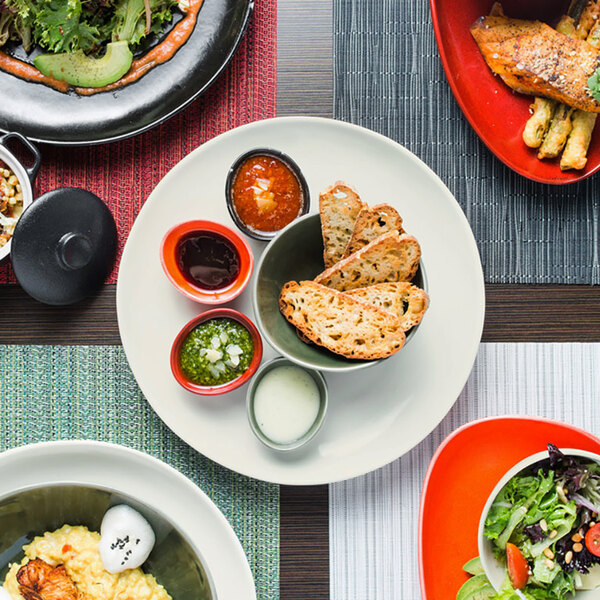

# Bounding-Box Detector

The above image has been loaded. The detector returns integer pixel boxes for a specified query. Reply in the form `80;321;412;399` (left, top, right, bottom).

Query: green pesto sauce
179;318;254;386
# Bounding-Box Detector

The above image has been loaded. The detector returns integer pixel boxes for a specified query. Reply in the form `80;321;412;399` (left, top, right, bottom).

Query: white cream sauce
253;366;321;445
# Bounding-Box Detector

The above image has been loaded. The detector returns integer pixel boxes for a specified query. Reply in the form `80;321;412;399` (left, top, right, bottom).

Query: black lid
11;187;117;306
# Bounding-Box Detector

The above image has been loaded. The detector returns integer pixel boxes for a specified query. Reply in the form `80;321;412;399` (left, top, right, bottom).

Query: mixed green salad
458;445;600;600
0;0;179;86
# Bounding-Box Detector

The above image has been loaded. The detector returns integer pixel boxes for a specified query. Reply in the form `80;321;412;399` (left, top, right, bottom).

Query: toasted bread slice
314;231;421;292
319;181;366;268
342;204;404;258
346;282;429;332
299;282;428;335
280;281;405;360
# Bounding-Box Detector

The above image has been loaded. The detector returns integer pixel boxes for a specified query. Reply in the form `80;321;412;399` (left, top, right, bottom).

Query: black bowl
225;147;310;241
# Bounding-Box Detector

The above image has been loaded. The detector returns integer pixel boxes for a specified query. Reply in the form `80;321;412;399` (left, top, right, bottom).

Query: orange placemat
0;0;276;284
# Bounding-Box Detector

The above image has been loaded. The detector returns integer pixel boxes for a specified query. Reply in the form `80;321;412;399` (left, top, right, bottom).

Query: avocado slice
457;574;494;600
34;41;133;88
463;557;484;576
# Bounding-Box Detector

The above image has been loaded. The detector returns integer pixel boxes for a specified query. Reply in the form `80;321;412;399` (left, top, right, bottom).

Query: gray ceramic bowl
246;357;328;451
0;485;214;599
252;213;427;372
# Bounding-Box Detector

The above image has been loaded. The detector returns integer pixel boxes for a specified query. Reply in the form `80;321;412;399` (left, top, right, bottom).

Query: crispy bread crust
314;231;421;292
346;282;429;332
342;204;404;258
279;281;405;360
319;181;366;268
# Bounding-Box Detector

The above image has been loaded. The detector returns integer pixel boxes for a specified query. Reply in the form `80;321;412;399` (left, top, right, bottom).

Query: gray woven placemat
0;345;279;600
333;0;600;284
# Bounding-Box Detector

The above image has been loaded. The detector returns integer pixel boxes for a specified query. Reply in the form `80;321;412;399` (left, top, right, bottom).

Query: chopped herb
587;67;600;102
179;318;254;386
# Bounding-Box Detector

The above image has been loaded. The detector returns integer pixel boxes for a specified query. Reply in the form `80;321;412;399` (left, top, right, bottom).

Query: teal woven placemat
0;345;279;600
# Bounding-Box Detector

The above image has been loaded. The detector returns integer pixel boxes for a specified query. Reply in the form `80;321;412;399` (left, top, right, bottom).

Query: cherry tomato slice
586;523;600;557
506;542;530;589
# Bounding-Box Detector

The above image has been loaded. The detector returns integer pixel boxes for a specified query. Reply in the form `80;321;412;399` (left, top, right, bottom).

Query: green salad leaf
0;0;178;55
112;0;175;46
0;9;12;46
544;569;577;599
528;499;577;558
484;469;577;559
532;554;561;584
490;570;576;600
2;0;34;50
34;0;100;53
588;67;600;103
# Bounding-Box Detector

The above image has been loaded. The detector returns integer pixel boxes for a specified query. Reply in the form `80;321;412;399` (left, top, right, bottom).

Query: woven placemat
330;343;600;599
0;345;279;600
0;0;277;285
333;0;600;284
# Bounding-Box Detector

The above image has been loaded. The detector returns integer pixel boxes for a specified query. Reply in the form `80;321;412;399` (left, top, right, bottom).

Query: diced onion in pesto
179;318;254;386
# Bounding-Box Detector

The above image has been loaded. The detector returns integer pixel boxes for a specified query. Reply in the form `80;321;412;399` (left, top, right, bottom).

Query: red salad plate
430;0;600;184
418;416;600;599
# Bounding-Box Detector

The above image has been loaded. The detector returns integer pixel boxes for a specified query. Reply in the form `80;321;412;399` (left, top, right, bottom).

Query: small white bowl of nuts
478;446;600;598
0;132;41;262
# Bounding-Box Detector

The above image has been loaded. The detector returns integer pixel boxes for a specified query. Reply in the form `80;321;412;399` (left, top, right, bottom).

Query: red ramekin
160;220;253;304
170;308;263;396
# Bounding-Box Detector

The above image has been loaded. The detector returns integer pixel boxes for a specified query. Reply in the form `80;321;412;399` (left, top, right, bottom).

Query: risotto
0;160;24;248
3;525;171;600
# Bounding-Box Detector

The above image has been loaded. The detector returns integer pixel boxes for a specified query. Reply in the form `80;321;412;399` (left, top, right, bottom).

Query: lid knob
57;232;93;271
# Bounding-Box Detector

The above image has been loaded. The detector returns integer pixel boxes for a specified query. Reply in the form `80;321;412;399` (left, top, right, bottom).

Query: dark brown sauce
176;232;240;290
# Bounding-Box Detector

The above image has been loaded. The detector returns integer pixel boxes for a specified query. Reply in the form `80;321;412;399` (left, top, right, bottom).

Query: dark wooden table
2;1;600;598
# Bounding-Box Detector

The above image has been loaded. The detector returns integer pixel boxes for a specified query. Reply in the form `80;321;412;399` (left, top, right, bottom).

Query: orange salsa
231;155;303;233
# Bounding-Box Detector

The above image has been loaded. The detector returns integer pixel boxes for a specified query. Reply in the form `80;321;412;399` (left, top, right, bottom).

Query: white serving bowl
478;448;600;597
0;132;41;262
0;441;256;599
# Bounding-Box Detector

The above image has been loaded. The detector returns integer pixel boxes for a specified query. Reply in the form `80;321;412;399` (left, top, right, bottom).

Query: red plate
430;0;600;184
418;416;600;599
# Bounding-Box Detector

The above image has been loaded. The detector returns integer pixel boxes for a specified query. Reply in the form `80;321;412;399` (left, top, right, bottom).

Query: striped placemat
0;0;277;285
0;345;279;600
329;343;600;599
333;0;600;284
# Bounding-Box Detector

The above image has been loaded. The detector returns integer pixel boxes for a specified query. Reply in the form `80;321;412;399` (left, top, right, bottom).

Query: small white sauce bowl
478;448;600;595
246;357;328;451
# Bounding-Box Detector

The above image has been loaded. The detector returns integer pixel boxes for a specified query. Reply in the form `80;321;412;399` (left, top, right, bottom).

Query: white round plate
117;117;485;485
0;441;255;599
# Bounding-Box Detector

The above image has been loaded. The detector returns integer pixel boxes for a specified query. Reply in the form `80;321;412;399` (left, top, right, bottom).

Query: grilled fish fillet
471;15;600;112
17;558;79;600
